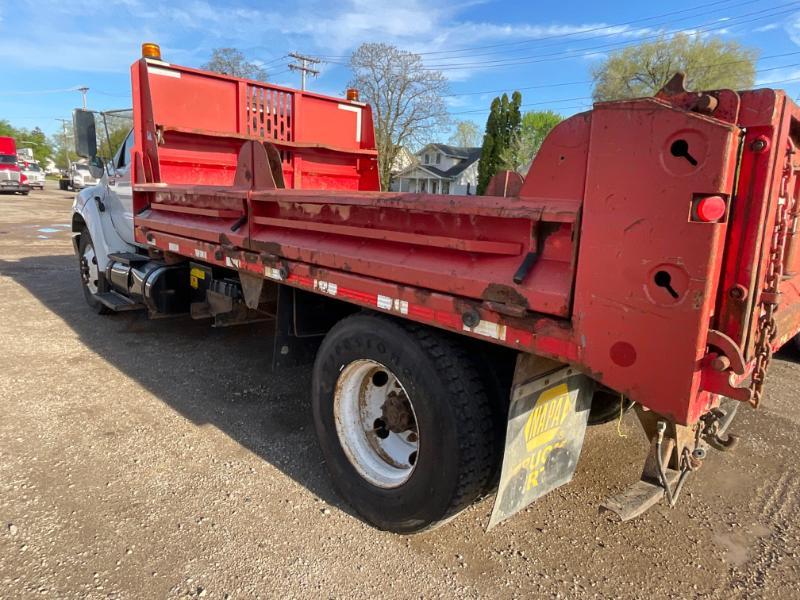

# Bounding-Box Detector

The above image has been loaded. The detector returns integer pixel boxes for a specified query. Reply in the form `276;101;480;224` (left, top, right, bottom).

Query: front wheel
78;228;111;314
312;314;495;533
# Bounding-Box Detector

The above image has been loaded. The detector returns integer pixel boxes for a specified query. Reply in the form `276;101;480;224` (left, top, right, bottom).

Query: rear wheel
312;314;495;533
78;228;111;315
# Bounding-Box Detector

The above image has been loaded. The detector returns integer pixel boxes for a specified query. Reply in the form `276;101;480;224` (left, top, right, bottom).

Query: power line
416;0;762;64
448;60;800;116
287;52;321;91
419;2;799;70
444;50;800;98
314;0;753;60
0;86;84;97
318;2;796;71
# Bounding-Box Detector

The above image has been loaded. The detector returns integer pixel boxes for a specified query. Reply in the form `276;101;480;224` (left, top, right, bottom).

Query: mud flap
489;359;592;528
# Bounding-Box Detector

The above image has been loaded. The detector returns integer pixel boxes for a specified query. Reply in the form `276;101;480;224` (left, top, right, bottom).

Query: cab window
113;130;135;172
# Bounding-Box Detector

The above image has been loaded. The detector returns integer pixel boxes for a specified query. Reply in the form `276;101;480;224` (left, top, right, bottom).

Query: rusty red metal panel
572;98;740;425
130;58;378;197
714;90;800;356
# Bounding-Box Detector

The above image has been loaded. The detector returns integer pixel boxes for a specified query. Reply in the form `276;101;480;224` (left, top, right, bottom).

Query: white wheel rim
334;359;420;488
81;244;100;295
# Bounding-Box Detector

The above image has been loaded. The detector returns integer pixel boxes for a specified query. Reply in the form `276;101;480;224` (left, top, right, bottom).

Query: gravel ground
1;182;799;599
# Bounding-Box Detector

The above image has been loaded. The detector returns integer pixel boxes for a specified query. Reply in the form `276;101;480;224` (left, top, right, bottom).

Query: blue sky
2;0;800;139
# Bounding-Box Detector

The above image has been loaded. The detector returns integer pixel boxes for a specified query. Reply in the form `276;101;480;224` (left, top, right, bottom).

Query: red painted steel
129;56;800;426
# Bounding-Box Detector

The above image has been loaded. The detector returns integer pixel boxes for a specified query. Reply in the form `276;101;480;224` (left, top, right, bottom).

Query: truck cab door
104;130;135;245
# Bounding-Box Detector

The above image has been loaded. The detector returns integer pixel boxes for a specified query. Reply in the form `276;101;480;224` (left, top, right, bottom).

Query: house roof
424;144;482;160
398;145;481;180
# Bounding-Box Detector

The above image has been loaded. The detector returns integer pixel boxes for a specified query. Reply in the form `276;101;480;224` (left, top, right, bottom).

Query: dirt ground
1;182;799;599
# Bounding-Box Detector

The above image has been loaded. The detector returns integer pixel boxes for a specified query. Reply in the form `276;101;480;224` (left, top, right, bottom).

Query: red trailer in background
71;45;800;532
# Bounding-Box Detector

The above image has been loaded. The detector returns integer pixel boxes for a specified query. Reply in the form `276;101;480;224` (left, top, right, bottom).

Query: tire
312;314;495;533
78;228;111;315
588;387;633;425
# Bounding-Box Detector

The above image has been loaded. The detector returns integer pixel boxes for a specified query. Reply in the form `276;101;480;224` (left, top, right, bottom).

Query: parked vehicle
0;137;30;195
58;163;98;191
20;161;45;190
71;44;800;533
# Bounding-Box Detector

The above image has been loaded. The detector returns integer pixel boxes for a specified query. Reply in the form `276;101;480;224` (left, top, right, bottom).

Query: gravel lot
1;182;799;599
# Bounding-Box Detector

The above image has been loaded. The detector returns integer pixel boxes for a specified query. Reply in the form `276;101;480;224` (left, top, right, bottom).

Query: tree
477;91;522;194
202;48;268;81
448;121;480;147
50;132;78;170
592;34;758;102
0;120;54;165
347;43;449;190
499;110;562;174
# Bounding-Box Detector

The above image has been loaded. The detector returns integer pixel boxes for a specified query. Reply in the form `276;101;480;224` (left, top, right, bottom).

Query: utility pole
287;53;320;91
77;87;89;110
55;118;72;170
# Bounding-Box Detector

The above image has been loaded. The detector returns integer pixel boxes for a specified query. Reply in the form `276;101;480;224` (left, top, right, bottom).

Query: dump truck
70;43;800;533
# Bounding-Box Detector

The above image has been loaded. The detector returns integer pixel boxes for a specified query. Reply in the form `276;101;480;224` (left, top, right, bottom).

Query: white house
392;144;481;195
390;146;415;176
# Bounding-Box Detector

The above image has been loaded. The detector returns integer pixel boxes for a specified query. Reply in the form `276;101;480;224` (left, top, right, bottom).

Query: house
392;144;481;195
390;146;415;176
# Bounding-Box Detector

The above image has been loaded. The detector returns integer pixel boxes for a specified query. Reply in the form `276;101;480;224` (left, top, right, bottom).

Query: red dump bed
130;58;800;426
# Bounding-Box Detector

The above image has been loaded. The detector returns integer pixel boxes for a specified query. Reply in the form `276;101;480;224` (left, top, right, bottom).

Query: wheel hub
81;244;100;295
334;359;420;488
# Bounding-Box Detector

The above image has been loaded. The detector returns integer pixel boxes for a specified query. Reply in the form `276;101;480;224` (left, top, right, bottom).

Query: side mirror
73;109;97;159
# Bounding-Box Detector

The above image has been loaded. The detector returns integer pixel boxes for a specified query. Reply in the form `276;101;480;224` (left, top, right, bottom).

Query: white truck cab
71;127;140;308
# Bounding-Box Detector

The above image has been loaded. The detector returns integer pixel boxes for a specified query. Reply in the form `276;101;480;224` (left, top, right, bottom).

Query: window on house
442;181;450;194
435;153;441;164
432;180;439;194
424;154;430;164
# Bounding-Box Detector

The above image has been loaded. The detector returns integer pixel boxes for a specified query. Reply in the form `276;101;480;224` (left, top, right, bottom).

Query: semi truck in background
0;137;30;195
68;44;800;533
17;149;46;190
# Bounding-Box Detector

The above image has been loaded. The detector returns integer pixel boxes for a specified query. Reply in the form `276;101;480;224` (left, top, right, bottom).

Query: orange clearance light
141;42;162;60
693;195;727;223
346;88;360;102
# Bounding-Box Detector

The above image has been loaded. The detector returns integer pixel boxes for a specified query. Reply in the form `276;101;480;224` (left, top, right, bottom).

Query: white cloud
787;13;800;46
0;0;658;77
755;23;779;33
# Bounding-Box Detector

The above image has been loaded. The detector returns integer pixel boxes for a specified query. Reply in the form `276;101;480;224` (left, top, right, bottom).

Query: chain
749;146;793;407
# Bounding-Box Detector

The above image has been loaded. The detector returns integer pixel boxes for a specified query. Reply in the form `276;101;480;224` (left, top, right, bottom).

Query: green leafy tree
500;110;563;174
592;34;758;102
477;91;522;194
202;48;269;81
51;132;78;170
448;120;480;147
0;119;16;138
0;120;54;165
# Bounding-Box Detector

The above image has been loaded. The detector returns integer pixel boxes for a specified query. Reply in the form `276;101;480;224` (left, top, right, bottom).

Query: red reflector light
694;195;727;222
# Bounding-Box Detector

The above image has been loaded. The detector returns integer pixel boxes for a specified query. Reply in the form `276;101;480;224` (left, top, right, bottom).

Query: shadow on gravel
0;254;359;519
775;341;800;363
